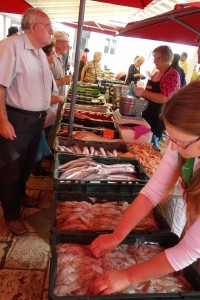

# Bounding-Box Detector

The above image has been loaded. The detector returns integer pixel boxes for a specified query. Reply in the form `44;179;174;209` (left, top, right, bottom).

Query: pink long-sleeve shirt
141;143;200;270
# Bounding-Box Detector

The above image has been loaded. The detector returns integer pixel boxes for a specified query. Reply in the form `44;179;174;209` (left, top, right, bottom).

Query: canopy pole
170;16;200;35
67;0;86;140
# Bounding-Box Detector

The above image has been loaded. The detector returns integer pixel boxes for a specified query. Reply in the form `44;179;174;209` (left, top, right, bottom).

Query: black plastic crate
51;192;170;233
54;154;149;195
61;115;116;130
57;124;120;139
49;231;200;299
55;137;128;158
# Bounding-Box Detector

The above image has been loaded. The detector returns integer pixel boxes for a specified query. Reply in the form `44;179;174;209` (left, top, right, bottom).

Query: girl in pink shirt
89;80;200;295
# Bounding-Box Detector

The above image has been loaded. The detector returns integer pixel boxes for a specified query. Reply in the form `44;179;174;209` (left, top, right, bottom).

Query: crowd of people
1;7;200;298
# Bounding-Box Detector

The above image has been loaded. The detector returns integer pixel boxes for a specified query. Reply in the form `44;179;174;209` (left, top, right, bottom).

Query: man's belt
6;105;47;118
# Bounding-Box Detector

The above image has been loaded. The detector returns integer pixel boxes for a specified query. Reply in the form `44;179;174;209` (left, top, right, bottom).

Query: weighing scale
113;109;151;128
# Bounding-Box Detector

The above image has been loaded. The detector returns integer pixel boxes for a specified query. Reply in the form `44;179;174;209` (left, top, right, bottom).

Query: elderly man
51;31;71;97
47;31;71;149
0;8;53;235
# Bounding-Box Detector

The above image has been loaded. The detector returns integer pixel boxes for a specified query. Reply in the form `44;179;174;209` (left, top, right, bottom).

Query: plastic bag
35;130;52;162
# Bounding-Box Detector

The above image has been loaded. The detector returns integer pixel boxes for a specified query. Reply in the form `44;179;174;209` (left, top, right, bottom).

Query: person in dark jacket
125;56;145;85
171;53;186;87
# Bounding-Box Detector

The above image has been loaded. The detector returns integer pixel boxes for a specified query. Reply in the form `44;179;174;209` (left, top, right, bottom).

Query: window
110;39;117;55
104;38;111;54
104;38;117;55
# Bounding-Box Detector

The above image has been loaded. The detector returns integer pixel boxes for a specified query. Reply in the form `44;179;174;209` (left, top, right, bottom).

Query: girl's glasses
166;132;200;150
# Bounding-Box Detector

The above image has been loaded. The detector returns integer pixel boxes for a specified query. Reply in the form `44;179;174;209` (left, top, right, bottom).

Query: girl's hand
91;233;120;258
89;269;131;295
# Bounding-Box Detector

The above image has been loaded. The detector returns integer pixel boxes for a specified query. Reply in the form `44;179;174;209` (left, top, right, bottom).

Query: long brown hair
161;80;200;226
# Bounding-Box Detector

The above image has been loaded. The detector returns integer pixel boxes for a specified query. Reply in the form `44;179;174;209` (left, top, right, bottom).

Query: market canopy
0;0;32;14
118;2;200;46
62;21;123;36
91;0;153;8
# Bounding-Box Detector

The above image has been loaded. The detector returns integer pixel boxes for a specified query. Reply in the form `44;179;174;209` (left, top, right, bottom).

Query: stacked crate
49;84;200;299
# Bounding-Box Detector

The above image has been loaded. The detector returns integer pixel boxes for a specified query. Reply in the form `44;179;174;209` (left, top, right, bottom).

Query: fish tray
61;115;116;130
66;98;104;106
51;192;170;233
64;103;112;114
57;123;120;139
49;231;200;300
54;137;128;158
54;154;149;195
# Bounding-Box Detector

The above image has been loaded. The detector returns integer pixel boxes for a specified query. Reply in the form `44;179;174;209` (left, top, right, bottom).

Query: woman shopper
134;45;180;139
90;80;200;295
125;55;145;85
80;51;103;83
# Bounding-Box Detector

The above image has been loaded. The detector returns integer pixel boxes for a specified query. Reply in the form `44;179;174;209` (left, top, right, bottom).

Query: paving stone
38;191;53;209
0;242;9;266
4;233;49;270
43;290;49;300
45;259;50;290
0;159;54;298
0;269;44;300
26;177;53;191
0;213;12;242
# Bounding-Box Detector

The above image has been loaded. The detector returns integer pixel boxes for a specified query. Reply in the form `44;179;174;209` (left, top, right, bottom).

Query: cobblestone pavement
0;159;54;300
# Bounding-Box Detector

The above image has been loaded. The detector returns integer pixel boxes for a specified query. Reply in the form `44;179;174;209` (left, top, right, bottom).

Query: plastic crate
61;115;116;130
51;192;170;233
54;154;149;195
57;123;120;139
49;231;200;300
54;137;128;157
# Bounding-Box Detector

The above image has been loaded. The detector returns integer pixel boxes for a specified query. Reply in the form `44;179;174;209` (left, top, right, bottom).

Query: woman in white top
90;80;200;295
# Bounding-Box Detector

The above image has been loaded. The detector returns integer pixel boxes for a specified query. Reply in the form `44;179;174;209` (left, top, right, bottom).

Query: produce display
54;242;192;296
66;86;104;105
55;201;158;231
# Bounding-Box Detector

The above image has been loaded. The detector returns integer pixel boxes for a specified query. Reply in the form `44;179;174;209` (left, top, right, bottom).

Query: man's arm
0;85;16;140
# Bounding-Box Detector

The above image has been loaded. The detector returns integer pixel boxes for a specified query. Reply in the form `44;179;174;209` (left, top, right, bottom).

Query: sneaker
21;196;38;207
5;219;28;235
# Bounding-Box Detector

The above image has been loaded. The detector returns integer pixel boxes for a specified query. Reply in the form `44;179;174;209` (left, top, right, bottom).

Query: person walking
180;52;189;76
170;53;186;87
0;8;53;235
82;47;90;62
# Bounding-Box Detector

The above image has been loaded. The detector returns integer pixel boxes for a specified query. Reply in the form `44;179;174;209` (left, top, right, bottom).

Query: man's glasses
47;52;56;56
166;132;200;150
35;22;53;30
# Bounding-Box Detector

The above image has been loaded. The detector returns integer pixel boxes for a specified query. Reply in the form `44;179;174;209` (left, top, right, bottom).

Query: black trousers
0;109;45;220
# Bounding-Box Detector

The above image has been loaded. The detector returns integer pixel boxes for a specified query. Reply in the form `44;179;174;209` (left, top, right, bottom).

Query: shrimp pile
127;143;162;176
